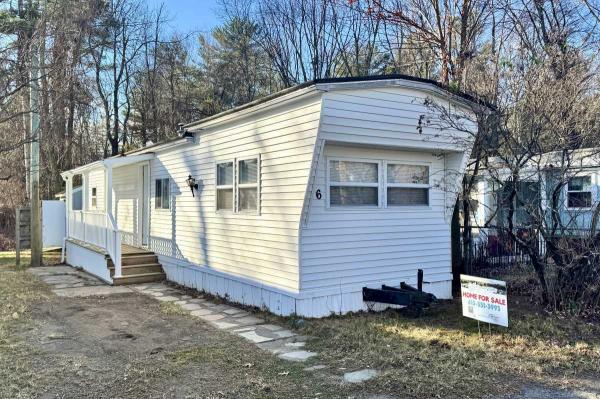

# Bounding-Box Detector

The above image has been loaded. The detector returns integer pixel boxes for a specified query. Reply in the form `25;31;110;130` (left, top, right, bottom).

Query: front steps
108;247;165;285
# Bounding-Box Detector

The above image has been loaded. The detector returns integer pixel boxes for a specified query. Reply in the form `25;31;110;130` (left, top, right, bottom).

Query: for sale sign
460;275;508;327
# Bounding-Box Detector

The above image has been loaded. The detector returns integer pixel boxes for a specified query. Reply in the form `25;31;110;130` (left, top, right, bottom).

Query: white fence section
42;200;66;247
68;210;121;278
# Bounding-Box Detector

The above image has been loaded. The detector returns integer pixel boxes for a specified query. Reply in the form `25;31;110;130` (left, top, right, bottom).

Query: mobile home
61;75;480;317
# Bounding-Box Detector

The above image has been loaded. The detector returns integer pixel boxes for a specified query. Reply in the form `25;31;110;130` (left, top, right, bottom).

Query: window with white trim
216;161;234;211
327;158;431;208
155;178;170;209
329;160;379;206
216;157;260;214
567;176;592;208
386;163;429;206
237;158;259;213
90;187;97;208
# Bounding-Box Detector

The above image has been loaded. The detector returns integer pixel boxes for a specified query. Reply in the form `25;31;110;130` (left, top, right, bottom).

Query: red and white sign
461;275;508;327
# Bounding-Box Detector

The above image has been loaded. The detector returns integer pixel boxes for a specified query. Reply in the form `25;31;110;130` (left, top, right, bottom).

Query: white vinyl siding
149;94;322;292
86;169;105;211
319;87;475;151
300;143;452;293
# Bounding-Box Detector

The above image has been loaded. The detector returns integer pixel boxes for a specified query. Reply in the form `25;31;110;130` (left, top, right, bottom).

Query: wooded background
1;0;599;312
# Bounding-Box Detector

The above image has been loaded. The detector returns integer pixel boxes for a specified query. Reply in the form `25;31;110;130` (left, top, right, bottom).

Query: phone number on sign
467;299;501;312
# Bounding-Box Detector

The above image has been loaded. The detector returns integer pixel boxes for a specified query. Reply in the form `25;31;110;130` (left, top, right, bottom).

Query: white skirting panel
65;240;112;284
158;254;452;318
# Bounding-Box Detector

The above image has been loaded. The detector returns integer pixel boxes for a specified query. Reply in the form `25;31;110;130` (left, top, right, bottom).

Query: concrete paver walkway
130;282;317;362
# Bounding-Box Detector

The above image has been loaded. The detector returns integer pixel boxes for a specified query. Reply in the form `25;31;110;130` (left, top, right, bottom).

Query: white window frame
565;174;593;210
326;157;381;208
326;157;432;210
155;178;170;210
215;156;261;215
215;160;235;213
90;187;97;209
383;161;431;208
236;155;261;214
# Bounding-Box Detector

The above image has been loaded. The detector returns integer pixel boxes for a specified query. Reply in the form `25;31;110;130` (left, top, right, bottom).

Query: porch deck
121;244;153;255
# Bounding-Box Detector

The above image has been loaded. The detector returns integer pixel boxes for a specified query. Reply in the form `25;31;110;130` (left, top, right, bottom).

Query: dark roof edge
184;74;494;130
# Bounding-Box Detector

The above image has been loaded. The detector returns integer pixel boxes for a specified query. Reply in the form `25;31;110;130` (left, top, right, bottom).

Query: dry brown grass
0;253;53;398
300;300;600;398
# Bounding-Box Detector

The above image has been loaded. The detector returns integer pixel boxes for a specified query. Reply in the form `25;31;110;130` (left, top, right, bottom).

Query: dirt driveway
5;283;359;399
1;255;598;399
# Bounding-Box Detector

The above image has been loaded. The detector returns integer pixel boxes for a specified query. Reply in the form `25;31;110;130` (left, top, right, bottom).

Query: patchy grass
299;299;600;398
0;253;53;398
0;250;61;269
158;301;191;317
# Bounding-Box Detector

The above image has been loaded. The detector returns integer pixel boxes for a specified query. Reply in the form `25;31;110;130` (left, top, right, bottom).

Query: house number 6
316;189;322;200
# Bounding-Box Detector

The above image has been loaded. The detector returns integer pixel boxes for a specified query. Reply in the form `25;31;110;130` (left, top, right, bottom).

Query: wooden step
109;263;163;277
113;272;166;286
108;254;159;267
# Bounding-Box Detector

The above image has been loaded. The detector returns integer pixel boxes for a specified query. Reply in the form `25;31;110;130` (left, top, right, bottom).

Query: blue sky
145;0;223;35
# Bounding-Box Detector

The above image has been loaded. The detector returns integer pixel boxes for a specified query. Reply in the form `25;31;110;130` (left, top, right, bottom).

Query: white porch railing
68;210;122;278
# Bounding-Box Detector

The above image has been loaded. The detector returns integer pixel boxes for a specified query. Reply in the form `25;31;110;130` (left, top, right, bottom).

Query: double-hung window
567;176;592;209
216;161;234;211
90;187;97;209
216;156;260;214
386;163;429;206
329;160;379;207
155;178;170;210
327;158;430;208
238;158;259;213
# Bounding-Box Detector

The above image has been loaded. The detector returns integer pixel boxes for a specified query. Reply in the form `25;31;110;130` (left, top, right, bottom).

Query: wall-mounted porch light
186;174;199;197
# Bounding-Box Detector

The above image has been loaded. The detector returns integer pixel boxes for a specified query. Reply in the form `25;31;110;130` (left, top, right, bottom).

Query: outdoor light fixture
186;174;199;197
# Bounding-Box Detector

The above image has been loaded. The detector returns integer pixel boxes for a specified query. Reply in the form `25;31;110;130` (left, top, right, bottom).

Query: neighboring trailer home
469;149;600;238
60;75;480;317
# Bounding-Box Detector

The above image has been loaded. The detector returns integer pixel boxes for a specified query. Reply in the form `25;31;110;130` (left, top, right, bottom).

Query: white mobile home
61;76;480;317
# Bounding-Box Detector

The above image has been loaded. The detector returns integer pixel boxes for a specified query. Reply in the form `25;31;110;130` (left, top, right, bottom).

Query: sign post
460;275;508;328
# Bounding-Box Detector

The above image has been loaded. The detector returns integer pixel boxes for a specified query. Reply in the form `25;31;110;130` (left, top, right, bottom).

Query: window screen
216;162;234;211
238;158;259;212
386;163;429;206
155;178;170;209
329;160;379;207
567;176;592;208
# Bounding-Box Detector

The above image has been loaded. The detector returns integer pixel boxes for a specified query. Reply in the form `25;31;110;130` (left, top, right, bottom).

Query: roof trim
184;74;493;130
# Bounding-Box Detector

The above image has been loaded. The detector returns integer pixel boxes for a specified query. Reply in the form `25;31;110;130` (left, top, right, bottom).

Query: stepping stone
343;369;379;383
180;295;192;300
174;300;188;306
211;321;239;330
260;324;283;332
237;330;276;344
230;311;250;318
149;291;164;297
278;351;317;362
187;298;206;304
156;296;178;302
285;341;306;348
180;303;203;311
304;364;327;371
190;309;214;317
233;326;256;333
198;313;225;322
222;308;244;315
234;316;264;326
271;329;296;339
